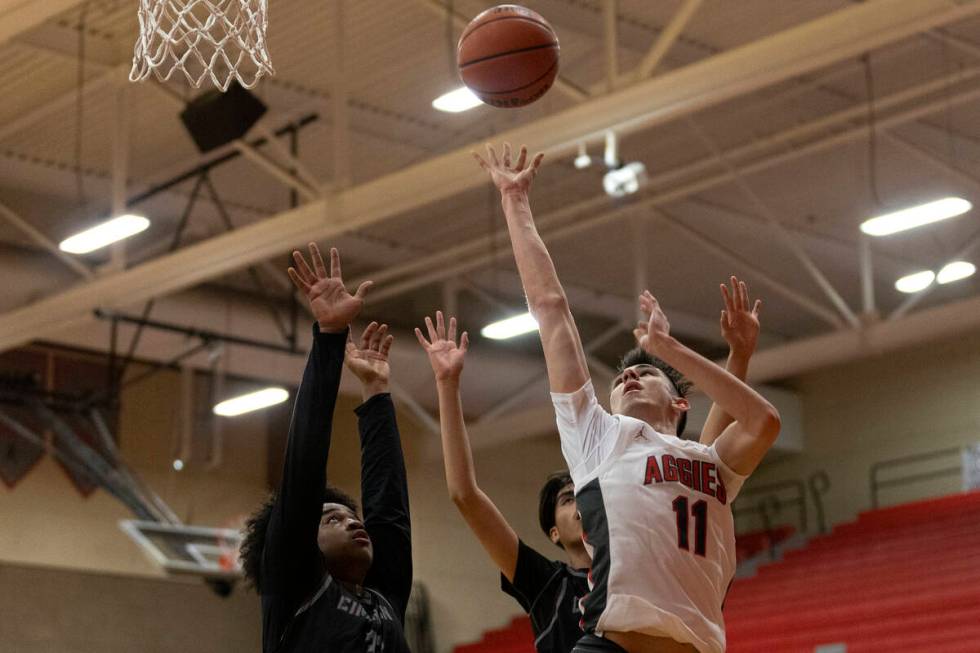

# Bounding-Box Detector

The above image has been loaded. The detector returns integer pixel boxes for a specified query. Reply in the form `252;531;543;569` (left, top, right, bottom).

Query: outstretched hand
472;142;545;196
345;321;393;389
287;243;373;333
633;290;671;354
719;276;761;358
415;311;469;382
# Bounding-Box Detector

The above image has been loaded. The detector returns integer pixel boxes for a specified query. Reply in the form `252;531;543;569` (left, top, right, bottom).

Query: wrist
435;375;462;389
646;333;678;357
318;321;348;334
360;379;388;401
500;188;529;203
728;348;753;365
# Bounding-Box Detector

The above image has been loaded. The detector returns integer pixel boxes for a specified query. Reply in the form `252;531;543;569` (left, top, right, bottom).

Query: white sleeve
551;379;620;483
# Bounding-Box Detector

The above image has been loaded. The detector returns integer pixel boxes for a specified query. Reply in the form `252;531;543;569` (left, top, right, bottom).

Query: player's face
553;483;583;546
317;502;373;580
609;364;676;415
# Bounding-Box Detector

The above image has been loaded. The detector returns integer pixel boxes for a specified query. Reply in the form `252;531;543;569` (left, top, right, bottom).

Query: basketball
457;4;560;109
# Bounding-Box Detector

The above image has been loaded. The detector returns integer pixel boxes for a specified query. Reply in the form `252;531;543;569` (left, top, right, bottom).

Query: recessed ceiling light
860;197;971;237
59;214;150;254
432;86;483;113
937;260;976;284
213;387;289;417
895;270;935;294
481;312;539;340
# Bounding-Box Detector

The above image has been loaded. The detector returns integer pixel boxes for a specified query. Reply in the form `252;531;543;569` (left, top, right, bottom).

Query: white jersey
552;380;746;653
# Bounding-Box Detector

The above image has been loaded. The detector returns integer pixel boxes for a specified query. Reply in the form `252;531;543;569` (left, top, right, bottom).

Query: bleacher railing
869;446;964;509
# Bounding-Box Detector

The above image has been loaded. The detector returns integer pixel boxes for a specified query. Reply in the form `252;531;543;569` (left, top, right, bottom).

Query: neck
623;405;676;435
565;541;591;570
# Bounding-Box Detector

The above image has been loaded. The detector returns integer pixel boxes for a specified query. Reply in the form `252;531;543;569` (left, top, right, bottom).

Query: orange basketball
457;4;560;109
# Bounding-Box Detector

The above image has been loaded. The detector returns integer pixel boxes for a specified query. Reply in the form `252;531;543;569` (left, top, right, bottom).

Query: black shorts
571;634;630;653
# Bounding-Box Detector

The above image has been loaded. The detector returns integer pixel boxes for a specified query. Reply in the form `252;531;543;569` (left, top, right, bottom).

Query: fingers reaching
486;143;499;167
720;282;734;314
329;247;342;280
752;298;762;316
503;142;512;168
359;321;379;350
414;327;430;349
424;316;437;344
460;331;469;352
287;266;310;292
436;310;446;340
353;280;374;301
380;333;394;357
471;151;489;170
291;250;316;286
514;146;528;171
448;316;457;343
308;243;327;279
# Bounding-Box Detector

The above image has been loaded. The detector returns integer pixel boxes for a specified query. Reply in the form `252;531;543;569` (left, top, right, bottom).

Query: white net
130;0;274;91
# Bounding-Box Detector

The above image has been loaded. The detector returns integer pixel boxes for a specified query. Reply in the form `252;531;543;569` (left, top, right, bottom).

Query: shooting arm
500;190;589;394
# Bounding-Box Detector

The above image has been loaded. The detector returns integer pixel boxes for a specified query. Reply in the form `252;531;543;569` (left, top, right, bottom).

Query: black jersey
501;539;590;653
260;325;412;653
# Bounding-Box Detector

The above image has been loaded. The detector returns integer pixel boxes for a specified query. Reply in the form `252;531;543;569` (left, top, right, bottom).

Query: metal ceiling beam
636;0;704;78
0;199;93;278
0;0;976;353
0;64;126;145
747;289;980;381
349;74;980;316
0;0;82;47
684;117;862;327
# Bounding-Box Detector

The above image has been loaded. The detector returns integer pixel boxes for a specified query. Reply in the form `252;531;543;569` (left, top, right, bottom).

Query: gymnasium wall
0;352;565;653
5;329;979;652
745;327;980;529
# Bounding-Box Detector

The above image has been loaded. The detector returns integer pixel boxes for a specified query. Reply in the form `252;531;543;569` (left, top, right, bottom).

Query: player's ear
549;525;562;547
672;396;690;414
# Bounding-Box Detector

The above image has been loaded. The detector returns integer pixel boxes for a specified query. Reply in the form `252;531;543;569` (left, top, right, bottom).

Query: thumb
752;299;762;316
353;280;374;300
460;331;470;352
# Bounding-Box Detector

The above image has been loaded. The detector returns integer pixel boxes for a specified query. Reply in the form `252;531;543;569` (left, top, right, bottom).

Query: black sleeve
500;540;562;612
358;392;413;624
261;324;347;636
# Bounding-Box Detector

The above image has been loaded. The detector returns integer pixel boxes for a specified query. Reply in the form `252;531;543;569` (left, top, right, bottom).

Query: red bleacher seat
453;616;534;653
725;490;980;652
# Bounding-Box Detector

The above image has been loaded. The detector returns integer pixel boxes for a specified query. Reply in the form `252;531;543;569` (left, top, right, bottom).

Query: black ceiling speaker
180;81;268;153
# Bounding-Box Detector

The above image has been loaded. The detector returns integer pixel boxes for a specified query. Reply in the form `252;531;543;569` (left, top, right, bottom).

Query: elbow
756;406;781;443
449;486;478;509
528;291;569;318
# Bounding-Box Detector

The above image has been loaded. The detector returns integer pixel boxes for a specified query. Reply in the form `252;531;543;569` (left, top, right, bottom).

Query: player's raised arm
700;276;762;446
635;291;780;476
345;322;413;622
262;245;370;613
472;143;589;395
416;311;521;581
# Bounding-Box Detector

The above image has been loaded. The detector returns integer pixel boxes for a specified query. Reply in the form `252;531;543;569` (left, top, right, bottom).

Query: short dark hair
240;484;359;593
616;347;693;437
538;471;573;548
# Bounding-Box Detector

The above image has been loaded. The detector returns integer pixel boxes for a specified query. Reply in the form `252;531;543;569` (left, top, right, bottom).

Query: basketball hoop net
130;0;274;91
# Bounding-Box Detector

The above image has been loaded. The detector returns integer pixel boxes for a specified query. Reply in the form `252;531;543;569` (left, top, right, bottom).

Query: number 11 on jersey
672;496;708;556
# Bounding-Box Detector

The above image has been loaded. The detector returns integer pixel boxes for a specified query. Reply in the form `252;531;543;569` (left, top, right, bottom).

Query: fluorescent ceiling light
860;197;971;237
213;387;289;417
172;459;184;472
937;260;976;284
59;214;150;254
432;86;482;113
481;312;539;340
895;270;935;294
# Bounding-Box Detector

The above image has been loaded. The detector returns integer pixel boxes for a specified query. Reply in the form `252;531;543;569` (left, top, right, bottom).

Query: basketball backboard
120;520;242;580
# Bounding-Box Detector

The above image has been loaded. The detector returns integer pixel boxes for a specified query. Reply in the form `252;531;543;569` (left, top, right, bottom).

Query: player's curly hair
240;484;359;593
616;347;693;437
538;470;573;548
